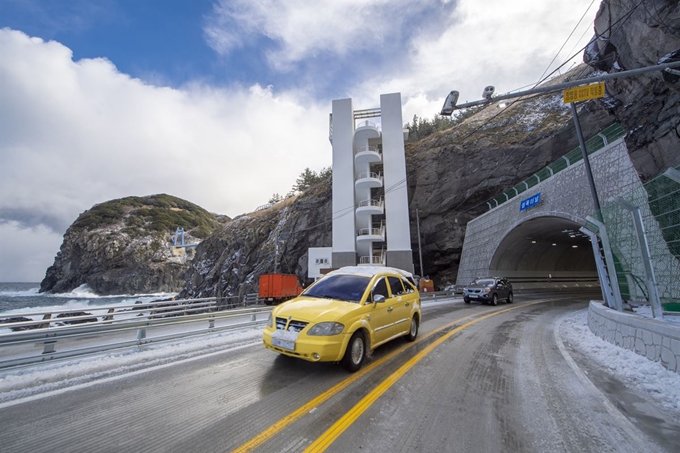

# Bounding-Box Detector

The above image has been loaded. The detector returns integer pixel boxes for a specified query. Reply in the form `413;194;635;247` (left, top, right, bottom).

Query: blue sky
2;0;219;86
0;0;597;281
1;0;463;98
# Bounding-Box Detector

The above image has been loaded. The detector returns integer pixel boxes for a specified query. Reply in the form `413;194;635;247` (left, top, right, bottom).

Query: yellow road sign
563;82;605;103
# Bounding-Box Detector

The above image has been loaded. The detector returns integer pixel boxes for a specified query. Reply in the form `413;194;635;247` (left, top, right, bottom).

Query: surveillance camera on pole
482;86;495;100
440;90;459;116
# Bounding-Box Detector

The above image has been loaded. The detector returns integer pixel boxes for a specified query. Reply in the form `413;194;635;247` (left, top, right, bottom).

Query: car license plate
272;337;295;351
469;295;478;299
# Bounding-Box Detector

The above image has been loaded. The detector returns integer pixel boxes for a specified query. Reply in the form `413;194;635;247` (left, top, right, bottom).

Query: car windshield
302;274;371;302
473;278;495;286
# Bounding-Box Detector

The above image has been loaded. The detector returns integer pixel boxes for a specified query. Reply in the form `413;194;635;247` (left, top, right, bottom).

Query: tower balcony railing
354;145;381;156
356;198;383;217
355;172;383;190
359;254;385;265
357;226;385;237
354;146;382;165
357;198;384;209
356;120;379;130
356;171;382;181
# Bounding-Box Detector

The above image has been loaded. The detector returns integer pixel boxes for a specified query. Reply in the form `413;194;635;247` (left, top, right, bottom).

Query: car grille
275;317;309;332
467;289;483;294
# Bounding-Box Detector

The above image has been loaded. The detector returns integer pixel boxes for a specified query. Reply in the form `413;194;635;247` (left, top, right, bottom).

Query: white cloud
356;0;597;120
0;29;331;280
203;0;596;119
204;0;454;72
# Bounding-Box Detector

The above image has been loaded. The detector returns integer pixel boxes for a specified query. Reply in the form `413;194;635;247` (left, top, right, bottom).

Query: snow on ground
0;328;263;404
633;304;680;325
560;309;680;416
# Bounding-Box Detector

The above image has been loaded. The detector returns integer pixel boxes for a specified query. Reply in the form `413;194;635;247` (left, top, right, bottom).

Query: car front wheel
507;292;514;303
342;331;366;372
406;316;418;342
491;294;498;306
464;297;470;304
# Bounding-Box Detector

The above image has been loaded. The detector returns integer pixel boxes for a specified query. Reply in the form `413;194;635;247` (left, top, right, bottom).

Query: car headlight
266;313;273;328
484;287;491;293
307;322;344;336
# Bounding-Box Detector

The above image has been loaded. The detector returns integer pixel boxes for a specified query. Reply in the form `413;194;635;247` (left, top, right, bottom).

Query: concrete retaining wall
588;301;680;374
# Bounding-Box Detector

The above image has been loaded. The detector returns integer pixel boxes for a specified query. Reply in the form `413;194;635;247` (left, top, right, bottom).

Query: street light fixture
440;90;459;116
482;85;495;99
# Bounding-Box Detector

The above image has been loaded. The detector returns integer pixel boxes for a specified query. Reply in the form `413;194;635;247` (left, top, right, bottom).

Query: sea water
0;282;177;317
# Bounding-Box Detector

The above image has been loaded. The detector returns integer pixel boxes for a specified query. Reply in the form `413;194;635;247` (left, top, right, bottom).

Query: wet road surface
1;292;678;452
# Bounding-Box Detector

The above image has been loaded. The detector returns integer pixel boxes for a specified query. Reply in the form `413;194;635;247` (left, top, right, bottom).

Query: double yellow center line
235;300;548;452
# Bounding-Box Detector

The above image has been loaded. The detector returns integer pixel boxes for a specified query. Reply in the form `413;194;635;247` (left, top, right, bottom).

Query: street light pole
416;209;424;277
570;102;601;212
441;61;680;112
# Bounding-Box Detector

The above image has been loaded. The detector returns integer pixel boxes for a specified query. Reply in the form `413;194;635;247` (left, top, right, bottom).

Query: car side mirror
373;294;386;303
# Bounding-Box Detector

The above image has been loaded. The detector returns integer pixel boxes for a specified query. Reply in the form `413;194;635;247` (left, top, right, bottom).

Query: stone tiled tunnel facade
456;138;640;286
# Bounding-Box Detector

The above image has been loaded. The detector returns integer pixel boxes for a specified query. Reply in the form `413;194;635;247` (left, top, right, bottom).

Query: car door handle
387;307;393;312
404;302;410;307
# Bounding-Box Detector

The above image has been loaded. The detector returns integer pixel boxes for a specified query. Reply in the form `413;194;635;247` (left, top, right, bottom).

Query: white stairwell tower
328;93;414;274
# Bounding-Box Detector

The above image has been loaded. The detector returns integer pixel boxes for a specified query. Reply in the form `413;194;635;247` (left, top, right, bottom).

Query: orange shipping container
259;274;302;305
419;278;434;293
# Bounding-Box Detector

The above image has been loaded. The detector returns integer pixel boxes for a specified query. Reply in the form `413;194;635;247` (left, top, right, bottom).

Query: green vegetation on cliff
71;194;225;239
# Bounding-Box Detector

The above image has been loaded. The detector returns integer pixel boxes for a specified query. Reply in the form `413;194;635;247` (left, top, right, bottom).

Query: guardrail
0;292;460;370
0;295;269;370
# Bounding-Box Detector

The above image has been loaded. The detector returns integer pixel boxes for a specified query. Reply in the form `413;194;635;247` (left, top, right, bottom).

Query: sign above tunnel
520;193;541;212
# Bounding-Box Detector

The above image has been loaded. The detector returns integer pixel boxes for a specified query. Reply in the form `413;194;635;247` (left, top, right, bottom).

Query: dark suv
463;277;513;305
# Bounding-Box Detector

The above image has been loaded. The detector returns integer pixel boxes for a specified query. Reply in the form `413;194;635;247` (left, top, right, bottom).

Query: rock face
180;183;332;299
585;0;680;180
40;194;228;295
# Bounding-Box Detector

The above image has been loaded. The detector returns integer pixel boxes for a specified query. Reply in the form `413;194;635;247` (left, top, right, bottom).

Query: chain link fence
596;165;680;308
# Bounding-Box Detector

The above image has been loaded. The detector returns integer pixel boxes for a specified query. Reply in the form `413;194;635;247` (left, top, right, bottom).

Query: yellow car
262;266;421;371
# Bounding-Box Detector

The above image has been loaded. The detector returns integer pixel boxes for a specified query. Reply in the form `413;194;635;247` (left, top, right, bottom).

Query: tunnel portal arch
456;136;639;288
488;215;596;285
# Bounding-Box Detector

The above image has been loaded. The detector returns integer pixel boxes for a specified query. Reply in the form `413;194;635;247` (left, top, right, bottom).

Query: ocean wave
0;282;178;317
47;284;177;300
0;286;41;297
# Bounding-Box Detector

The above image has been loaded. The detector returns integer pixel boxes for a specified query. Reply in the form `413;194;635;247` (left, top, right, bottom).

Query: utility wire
536;0;597;82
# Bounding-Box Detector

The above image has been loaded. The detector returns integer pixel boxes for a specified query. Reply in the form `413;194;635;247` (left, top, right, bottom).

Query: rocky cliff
180;0;680;296
585;0;680;180
40;194;229;295
180;183;332;299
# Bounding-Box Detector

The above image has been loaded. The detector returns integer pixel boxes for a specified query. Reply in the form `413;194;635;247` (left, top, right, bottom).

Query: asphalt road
1;292;678;452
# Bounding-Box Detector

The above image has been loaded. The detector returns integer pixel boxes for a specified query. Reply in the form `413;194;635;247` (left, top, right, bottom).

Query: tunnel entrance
489;216;598;289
